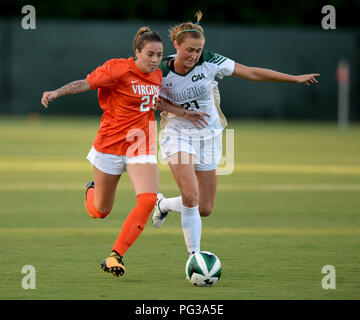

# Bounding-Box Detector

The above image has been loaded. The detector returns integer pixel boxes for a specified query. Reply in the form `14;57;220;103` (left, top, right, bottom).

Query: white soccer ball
185;251;222;287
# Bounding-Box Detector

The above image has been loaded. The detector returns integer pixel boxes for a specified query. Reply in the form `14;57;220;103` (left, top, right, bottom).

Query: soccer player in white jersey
153;11;320;256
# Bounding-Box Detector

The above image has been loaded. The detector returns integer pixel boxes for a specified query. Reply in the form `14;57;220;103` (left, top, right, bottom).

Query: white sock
159;195;182;213
181;205;202;255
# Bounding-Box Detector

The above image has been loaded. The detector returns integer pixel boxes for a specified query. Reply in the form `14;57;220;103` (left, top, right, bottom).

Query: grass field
0;116;360;300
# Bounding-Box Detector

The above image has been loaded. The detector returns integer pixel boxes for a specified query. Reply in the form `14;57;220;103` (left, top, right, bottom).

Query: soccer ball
185;251;222;287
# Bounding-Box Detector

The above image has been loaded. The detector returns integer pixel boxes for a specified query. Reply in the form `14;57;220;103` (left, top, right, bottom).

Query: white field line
0;182;360;191
0;227;359;236
1;160;360;174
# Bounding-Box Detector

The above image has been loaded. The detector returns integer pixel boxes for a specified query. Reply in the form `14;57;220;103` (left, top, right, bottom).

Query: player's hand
183;110;211;129
41;91;58;108
295;74;320;86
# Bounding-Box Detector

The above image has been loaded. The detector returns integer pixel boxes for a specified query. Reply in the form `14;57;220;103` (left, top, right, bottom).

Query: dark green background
1;1;359;120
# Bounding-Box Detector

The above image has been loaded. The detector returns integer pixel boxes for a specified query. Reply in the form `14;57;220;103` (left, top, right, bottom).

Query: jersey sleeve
86;59;127;90
203;50;235;79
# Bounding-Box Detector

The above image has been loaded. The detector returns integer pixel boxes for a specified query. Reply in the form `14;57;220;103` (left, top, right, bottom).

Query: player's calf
84;181;111;219
199;200;215;217
199;207;213;217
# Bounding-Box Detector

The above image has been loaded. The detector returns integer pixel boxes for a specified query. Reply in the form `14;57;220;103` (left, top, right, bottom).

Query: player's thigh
126;163;159;196
168;152;199;205
196;169;217;217
93;166;121;209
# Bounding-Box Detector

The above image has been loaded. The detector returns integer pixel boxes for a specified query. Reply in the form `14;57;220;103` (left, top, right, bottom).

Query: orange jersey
86;57;162;156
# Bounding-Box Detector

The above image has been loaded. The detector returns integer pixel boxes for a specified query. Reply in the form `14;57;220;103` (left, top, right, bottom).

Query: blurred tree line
2;0;360;27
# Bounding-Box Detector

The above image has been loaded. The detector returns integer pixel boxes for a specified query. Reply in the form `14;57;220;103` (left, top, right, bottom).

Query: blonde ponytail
195;10;203;24
169;11;205;44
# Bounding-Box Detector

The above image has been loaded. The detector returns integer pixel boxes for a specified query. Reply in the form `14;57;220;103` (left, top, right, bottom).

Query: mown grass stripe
1;227;359;235
1;160;360;174
1;183;360;191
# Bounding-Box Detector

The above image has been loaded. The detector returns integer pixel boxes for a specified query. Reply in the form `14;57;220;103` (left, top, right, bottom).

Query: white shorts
159;129;223;171
87;146;157;175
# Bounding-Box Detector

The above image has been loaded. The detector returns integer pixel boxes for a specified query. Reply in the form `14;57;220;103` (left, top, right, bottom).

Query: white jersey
158;50;235;138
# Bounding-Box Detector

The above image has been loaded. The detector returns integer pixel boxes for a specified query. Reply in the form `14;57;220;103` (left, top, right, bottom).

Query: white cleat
151;193;169;229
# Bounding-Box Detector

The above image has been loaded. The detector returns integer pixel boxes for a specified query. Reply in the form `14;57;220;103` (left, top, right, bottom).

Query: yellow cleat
100;251;125;277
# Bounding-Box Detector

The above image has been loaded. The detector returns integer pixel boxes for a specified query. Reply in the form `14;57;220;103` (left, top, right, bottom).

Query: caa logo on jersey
192;73;206;82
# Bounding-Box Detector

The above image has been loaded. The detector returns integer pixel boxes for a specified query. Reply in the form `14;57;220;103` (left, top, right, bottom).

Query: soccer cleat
151;193;169;228
84;181;97;219
100;251;126;277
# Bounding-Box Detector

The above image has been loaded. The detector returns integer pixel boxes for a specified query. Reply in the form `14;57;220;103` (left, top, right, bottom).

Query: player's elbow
246;67;263;81
81;79;92;91
233;64;259;81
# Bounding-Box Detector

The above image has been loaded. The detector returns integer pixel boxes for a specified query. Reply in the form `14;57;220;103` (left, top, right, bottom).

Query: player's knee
96;210;111;219
93;202;111;219
94;203;112;215
181;191;199;208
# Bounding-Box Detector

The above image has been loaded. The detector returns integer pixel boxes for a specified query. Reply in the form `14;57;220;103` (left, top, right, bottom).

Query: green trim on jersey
203;50;228;65
201;50;215;63
159;50;228;77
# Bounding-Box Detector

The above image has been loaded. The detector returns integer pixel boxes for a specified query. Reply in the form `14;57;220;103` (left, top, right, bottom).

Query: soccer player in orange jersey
41;27;209;277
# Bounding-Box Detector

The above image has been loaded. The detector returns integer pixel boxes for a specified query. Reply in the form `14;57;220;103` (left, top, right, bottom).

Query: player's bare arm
157;97;210;129
232;63;320;86
41;79;91;108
